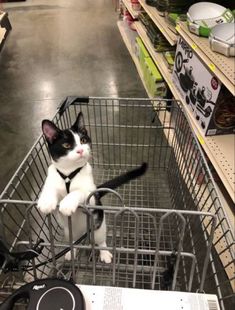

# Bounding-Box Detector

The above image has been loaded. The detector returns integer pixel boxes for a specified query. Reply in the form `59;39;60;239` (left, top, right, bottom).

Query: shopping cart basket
0;97;234;309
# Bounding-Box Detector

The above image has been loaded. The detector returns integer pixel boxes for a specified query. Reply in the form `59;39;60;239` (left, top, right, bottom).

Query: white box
172;37;235;136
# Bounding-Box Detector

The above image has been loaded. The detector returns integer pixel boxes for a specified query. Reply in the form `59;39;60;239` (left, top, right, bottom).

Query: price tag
191;43;197;50
209;63;216;72
168;81;173;88
175;25;180;32
198;135;205;145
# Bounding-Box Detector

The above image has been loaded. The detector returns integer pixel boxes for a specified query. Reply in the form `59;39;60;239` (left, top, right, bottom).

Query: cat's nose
76;149;84;155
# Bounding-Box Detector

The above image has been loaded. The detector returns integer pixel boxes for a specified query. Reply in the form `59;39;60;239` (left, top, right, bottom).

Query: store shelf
176;22;235;96
126;21;235;203
138;0;177;46
195;182;234;290
117;20;151;97
177;93;235;203
117;20;172;135
134;21;181;100
119;19;234;287
122;0;139;19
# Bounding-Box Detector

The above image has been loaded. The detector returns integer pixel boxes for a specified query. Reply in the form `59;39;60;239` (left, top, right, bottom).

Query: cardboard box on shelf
172;37;235;136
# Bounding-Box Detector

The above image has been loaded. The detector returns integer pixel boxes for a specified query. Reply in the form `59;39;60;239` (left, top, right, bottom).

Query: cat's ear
42;120;61;144
72;112;86;132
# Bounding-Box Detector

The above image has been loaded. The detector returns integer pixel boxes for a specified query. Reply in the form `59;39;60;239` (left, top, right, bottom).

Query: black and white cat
37;112;147;263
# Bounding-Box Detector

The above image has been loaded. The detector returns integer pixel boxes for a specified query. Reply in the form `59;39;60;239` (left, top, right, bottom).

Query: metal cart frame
0;97;234;309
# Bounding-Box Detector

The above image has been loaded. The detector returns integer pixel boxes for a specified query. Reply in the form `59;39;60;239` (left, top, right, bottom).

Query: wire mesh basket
0;97;234;310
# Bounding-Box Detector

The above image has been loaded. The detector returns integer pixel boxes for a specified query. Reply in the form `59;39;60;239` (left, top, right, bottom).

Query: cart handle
58;96;89;115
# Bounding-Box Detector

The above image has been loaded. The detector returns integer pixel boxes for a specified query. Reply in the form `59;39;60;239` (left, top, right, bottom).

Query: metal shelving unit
138;0;177;45
176;22;235;96
117;20;172;136
134;20;235;203
117;21;151;97
134;21;179;98
122;0;140;19
118;5;234;294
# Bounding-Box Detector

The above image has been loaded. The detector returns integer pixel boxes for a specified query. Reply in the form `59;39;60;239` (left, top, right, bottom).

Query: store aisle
0;0;146;192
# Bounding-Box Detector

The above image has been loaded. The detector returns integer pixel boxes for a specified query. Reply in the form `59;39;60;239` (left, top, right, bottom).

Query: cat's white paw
59;198;77;216
65;248;77;261
59;192;85;216
37;195;57;214
100;250;112;264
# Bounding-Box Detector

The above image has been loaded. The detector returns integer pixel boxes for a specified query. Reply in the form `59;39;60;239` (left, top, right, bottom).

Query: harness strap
56;166;84;193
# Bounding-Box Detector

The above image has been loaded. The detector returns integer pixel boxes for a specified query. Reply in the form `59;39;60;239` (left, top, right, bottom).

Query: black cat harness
56;165;84;193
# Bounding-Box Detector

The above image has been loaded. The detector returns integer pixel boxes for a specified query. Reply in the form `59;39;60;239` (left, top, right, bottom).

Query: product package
136;37;168;97
172;37;235;136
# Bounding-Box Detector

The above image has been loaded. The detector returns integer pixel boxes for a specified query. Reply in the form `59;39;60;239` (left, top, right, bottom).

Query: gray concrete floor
0;0;146;192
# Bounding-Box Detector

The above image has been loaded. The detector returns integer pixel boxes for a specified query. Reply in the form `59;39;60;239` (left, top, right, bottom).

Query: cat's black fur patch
97;163;147;198
42;113;91;162
47;129;75;161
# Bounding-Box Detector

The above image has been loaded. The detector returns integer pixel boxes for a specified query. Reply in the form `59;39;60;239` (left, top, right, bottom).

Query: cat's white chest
69;170;96;193
48;163;96;199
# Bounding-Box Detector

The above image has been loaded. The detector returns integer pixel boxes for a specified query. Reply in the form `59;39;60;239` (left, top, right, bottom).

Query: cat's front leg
99;241;113;264
37;187;58;214
95;216;112;264
59;190;86;216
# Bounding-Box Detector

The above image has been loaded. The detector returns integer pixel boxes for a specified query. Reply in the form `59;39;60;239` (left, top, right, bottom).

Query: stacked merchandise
209;23;235;57
135;37;168;97
123;9;136;31
172;36;235;135
138;11;152;28
186;2;234;57
164;1;196;26
213;88;235;131
131;0;142;11
145;0;196;26
156;0;195;15
162;51;175;72
121;1;142;31
139;12;176;71
139;12;174;51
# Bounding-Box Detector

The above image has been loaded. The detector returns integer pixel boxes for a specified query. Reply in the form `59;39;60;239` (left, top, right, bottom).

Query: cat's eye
62;143;71;149
80;137;87;144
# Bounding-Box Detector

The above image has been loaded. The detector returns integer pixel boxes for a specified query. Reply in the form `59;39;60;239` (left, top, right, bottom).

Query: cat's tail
97;162;148;199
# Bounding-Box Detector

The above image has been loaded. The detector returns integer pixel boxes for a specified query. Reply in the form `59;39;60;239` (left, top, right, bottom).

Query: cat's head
42;112;91;167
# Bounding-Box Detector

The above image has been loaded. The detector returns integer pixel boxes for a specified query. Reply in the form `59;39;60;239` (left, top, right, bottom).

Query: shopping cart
0;97;234;309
